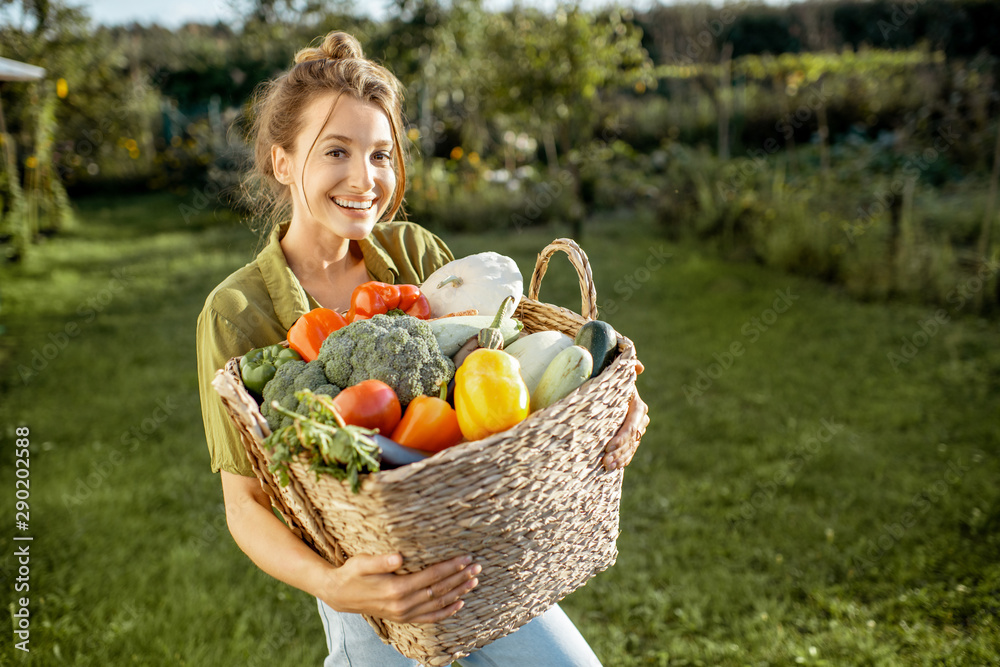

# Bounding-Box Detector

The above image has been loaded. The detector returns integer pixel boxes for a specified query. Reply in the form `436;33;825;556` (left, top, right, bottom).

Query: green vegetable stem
477;295;517;350
263;389;381;493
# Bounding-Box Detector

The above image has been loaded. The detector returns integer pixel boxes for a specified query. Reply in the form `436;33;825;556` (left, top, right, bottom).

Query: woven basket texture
212;239;638;666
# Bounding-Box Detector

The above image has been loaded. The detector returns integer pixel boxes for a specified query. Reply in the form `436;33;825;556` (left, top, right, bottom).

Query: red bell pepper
347;281;432;322
287;307;348;362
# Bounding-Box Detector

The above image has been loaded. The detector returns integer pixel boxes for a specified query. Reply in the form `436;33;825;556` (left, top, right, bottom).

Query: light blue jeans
317;599;603;666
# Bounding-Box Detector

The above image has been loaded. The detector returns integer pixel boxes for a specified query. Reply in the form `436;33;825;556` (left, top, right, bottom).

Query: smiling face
272;93;397;244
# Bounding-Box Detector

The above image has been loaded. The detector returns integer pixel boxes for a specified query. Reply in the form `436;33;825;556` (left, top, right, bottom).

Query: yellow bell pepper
454;348;529;440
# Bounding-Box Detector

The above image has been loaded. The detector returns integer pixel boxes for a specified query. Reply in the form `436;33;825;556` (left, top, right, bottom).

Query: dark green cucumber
574;320;618;378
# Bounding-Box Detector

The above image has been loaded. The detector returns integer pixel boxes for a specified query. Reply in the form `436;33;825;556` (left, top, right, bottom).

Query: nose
348;155;375;192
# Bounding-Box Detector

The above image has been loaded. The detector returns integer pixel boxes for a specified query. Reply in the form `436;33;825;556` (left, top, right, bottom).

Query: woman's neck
280;218;369;311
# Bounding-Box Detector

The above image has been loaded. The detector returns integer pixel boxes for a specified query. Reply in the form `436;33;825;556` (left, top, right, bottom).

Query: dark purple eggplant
372;434;430;470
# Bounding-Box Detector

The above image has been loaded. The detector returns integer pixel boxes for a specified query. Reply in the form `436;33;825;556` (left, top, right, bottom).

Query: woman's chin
320;209;379;240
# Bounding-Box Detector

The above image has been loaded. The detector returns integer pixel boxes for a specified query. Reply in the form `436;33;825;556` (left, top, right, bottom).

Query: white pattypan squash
421;252;523;318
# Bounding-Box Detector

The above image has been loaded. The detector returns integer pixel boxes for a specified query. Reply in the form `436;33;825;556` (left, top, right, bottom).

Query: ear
272;145;294;185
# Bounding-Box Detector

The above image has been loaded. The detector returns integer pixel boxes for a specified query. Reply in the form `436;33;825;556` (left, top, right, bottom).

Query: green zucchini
530;345;593;412
574;320;618;378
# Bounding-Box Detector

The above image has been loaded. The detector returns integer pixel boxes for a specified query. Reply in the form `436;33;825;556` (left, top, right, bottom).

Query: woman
196;30;649;665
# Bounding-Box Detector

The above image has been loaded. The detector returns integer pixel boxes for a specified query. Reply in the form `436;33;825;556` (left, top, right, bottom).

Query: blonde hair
243;31;407;241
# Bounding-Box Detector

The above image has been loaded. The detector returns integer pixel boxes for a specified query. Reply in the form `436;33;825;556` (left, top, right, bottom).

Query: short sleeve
196;307;257;477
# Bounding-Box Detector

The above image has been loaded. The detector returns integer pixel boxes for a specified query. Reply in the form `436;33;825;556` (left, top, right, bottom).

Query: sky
69;0;665;28
79;0;235;26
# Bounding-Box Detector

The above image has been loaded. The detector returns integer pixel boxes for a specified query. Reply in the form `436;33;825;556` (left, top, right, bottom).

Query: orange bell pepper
287;307;348;362
347;281;432;322
390;383;464;452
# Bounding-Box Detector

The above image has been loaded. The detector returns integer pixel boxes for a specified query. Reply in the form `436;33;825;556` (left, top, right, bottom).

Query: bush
651;142;997;311
403;157;577;233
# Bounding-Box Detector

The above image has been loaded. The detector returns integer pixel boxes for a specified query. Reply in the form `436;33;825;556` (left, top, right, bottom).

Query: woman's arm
220;471;481;623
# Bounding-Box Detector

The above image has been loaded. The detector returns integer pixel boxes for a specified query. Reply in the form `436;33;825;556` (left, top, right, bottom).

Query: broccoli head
261;359;340;431
317;313;454;407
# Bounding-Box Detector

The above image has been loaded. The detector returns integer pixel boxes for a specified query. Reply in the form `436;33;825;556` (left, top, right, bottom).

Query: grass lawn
1;192;998;666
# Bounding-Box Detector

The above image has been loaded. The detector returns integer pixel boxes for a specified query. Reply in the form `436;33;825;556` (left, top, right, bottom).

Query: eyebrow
320;134;393;148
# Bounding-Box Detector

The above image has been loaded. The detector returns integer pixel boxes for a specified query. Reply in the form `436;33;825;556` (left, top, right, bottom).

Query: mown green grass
1;193;997;666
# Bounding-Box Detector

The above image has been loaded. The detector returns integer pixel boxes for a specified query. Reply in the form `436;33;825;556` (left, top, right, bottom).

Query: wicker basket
212;238;638;666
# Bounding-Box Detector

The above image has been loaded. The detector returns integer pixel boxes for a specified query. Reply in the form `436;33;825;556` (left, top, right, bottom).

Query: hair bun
295;31;364;65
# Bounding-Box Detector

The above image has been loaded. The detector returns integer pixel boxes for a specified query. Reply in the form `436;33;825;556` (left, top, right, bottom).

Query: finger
605;440;638;469
603;436;627;469
407;562;479;607
603;415;645;470
398;555;474;595
635;360;645;375
407;573;479;621
627;394;650;437
604;431;628;455
603;440;637;471
424;563;481;600
604;434;630;461
605;395;648;454
352;553;403;576
605;440;639;468
408;599;466;625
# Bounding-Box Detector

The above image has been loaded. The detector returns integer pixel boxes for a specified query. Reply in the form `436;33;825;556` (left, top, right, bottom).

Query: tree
481;5;655;235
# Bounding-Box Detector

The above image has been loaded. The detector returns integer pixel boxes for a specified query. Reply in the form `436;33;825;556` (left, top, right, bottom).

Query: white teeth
333;198;373;210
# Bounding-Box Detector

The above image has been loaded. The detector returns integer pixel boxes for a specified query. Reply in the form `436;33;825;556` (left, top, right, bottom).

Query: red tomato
331;380;402;435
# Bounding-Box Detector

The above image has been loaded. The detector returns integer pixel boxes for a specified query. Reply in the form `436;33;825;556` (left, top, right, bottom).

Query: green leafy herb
262;389;381;493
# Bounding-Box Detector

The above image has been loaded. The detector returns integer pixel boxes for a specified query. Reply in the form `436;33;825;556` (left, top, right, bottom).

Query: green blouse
196;221;454;477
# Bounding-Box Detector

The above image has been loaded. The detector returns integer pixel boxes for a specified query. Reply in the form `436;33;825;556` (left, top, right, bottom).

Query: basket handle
528;238;598;320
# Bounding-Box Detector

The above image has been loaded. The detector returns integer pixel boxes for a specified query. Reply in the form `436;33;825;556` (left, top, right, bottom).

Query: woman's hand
603;360;650;471
320;553;481;624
